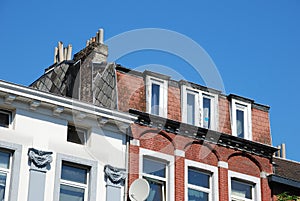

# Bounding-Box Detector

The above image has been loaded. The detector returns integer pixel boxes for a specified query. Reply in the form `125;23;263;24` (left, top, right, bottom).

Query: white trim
181;86;218;130
130;139;140;146
231;99;252;140
145;76;168;118
185;159;219;201
0;80;135;124
228;170;261;201
181;86;200;126
218;161;228;169
174;149;185;157
139;148;174;201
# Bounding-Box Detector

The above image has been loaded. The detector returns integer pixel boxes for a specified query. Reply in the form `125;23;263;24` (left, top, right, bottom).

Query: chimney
275;143;286;159
53;41;73;63
86;28;105;47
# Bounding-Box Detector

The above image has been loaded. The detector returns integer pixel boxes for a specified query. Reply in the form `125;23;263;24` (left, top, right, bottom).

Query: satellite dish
129;178;150;201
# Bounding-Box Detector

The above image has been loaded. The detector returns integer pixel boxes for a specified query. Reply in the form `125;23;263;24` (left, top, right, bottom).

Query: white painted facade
0;80;135;201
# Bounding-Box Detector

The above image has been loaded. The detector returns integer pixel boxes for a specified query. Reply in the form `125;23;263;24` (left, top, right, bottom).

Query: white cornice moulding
0;80;136;124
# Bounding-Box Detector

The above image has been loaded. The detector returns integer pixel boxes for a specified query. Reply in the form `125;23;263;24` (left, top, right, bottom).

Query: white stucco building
0;80;135;201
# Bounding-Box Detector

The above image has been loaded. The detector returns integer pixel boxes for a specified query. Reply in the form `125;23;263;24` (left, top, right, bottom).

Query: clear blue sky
1;1;300;161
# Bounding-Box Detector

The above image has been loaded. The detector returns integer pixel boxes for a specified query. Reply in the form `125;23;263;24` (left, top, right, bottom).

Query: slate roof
93;62;118;109
273;157;300;183
30;43;118;110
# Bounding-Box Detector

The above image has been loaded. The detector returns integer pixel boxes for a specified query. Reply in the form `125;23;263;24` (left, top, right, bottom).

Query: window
188;168;210;201
59;162;89;201
0;151;11;201
140;148;174;201
228;171;261;201
67;125;87;145
0;110;11;128
231;179;253;201
146;76;168;117
231;99;252;140
181;86;217;130
143;158;166;201
185;160;218;201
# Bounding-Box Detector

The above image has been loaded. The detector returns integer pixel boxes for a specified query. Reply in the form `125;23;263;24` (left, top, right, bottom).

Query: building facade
0;29;298;201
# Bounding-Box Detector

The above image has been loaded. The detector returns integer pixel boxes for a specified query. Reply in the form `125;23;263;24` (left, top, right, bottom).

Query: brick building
0;29;298;201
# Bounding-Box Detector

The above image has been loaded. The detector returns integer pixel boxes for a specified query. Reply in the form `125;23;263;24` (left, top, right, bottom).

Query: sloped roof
273;157;300;183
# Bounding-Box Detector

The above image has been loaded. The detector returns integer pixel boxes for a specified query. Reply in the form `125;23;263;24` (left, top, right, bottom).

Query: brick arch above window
228;153;262;177
139;130;176;155
184;141;219;166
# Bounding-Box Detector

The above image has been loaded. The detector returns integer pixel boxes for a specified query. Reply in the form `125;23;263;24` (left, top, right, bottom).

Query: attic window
0;110;11;128
67;125;87;145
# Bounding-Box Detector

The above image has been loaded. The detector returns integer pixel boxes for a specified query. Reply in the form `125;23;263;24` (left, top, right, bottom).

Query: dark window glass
0;173;7;201
151;83;160;115
187;93;195;125
0;152;10;169
188;188;208;201
145;178;165;201
236;110;244;138
188;168;210;188
59;184;84;201
67;125;86;145
143;158;166;178
231;179;252;199
0;111;10;128
61;163;87;184
203;97;211;129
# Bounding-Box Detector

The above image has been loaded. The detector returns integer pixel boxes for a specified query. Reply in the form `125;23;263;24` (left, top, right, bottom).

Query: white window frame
0;110;12;129
181;86;218;130
0;150;12;201
231;99;252;140
54;154;98;201
139;148;174;201
185;159;218;201
67;124;88;146
146;76;168;118
228;171;261;201
59;162;89;201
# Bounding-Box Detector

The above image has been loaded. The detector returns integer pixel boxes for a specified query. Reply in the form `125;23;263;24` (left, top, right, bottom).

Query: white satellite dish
129;178;150;201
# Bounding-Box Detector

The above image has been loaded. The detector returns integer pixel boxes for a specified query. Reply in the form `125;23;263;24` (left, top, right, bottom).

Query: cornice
129;109;277;159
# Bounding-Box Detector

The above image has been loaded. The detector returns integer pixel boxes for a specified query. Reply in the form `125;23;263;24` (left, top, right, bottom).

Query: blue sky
1;1;300;161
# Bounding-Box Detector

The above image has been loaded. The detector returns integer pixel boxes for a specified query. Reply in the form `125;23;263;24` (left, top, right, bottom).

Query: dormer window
146;75;168;118
181;85;217;130
231;98;252;140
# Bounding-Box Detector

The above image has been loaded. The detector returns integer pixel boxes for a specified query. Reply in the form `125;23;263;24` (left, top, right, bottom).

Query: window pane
67;125;86;145
0;112;9;128
0;173;7;201
146;179;164;201
236;110;244;138
203;97;211;129
188;188;208;201
188;168;209;188
61;164;87;184
59;184;84;201
187;93;195;125
231;180;252;199
143;158;166;178
151;83;160;115
0;152;10;169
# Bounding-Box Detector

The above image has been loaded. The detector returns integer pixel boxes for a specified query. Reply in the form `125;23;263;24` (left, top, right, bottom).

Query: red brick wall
116;72;146;112
252;108;272;145
218;96;232;134
168;85;181;121
128;124;273;201
116;70;271;146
